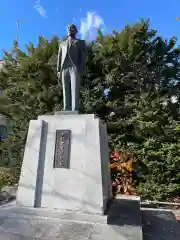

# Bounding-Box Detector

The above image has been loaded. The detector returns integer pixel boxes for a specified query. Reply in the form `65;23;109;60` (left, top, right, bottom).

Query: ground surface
142;209;180;240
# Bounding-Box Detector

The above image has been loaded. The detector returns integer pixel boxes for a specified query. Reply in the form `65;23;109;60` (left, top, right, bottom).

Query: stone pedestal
16;113;112;214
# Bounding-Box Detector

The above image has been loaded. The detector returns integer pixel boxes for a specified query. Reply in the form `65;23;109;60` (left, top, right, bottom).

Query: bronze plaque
54;130;71;168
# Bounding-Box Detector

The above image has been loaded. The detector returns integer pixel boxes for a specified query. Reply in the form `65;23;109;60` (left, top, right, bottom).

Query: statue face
67;24;77;37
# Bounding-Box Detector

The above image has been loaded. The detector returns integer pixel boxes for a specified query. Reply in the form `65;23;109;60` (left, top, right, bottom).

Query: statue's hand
57;72;61;78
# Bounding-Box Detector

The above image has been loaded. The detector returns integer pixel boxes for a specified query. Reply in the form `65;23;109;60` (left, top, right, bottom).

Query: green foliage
94;19;180;200
0;20;180;201
0;36;62;170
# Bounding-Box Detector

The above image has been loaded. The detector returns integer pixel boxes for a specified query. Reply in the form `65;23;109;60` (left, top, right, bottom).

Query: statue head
67;24;78;37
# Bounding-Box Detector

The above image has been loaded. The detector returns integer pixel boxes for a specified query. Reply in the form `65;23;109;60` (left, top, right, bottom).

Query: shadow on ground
141;209;180;240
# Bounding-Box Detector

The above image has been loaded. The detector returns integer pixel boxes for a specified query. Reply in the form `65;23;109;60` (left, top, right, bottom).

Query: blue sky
0;0;180;57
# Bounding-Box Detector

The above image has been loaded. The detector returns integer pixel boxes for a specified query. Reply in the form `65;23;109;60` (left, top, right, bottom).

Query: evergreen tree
90;20;180;200
0;20;180;200
0;36;61;171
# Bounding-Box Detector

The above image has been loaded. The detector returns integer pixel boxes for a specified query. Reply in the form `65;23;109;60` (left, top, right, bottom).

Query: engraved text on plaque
54;130;71;168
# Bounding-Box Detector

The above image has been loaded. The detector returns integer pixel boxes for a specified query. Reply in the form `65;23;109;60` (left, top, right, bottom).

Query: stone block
0;202;143;240
16;119;45;207
16;114;112;214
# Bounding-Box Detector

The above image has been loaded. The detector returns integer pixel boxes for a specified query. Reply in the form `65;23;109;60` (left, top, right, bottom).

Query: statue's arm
57;41;62;73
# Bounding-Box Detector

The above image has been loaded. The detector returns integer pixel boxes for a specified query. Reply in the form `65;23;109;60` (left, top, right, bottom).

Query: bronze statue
57;24;87;111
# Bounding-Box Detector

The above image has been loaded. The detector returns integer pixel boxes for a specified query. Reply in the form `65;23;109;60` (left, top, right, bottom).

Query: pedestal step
0;205;107;224
0;197;143;240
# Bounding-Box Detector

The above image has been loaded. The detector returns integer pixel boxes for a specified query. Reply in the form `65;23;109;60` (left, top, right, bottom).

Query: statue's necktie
67;40;70;51
67;39;73;51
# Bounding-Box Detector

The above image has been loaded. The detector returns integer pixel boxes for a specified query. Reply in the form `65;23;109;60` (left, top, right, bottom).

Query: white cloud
79;12;106;41
34;0;48;18
72;17;76;23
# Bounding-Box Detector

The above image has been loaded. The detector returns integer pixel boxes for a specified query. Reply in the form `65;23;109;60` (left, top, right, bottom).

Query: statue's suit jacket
57;38;87;77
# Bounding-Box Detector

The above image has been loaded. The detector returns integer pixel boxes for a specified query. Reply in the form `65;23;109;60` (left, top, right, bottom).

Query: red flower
124;192;130;195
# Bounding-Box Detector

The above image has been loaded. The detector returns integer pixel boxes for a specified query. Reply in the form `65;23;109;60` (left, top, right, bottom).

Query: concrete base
0;197;143;239
16;113;112;214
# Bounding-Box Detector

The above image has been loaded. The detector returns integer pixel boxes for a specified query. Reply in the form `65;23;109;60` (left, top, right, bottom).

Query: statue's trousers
61;65;80;111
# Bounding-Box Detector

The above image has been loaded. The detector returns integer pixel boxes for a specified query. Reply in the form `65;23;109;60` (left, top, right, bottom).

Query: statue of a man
57;24;87;111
